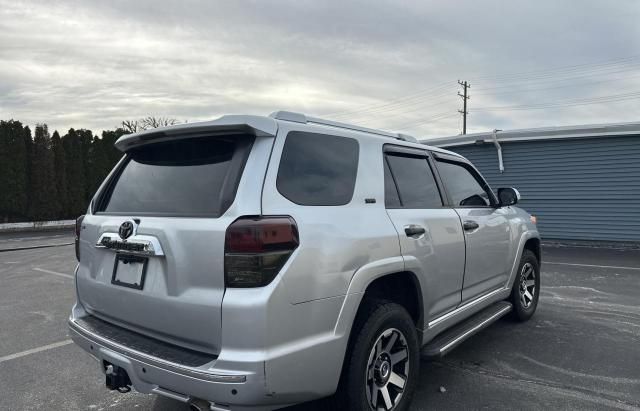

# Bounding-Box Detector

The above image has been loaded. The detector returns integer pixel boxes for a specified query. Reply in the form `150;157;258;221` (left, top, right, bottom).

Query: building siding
447;135;640;242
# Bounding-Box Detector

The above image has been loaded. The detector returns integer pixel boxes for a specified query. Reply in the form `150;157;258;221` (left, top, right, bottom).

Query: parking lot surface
1;231;638;410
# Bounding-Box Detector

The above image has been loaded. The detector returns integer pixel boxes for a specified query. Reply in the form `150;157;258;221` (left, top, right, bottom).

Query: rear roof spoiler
114;115;278;152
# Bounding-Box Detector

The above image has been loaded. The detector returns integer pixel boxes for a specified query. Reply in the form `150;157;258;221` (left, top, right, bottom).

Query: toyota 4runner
69;111;541;411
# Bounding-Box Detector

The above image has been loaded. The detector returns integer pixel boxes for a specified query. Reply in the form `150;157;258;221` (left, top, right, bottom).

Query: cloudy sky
1;0;639;139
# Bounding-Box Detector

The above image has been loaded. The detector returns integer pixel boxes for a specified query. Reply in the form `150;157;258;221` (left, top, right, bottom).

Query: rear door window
435;160;493;207
277;132;359;206
385;154;443;208
97;136;253;217
384;159;402;208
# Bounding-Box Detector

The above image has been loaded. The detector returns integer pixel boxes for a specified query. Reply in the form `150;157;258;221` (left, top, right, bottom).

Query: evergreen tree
101;128;126;167
87;135;109;197
88;128;127;192
29;124;57;220
51;131;68;218
22;126;33;219
62;128;87;216
0;118;166;222
0;120;29;222
0;121;9;221
74;128;94;205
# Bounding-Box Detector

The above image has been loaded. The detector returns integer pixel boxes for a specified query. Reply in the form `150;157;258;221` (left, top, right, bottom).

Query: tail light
75;215;85;261
224;216;299;287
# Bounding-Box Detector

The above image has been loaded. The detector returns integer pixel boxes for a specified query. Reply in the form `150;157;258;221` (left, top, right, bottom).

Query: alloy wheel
365;328;410;410
519;262;536;308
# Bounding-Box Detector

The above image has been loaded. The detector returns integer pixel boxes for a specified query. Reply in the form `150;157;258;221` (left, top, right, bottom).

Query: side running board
422;301;512;357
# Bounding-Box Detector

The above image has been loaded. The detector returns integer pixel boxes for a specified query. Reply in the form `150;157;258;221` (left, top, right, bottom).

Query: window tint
277;132;359;206
384;159;401;208
436;160;491;207
101;137;252;216
385;154;442;208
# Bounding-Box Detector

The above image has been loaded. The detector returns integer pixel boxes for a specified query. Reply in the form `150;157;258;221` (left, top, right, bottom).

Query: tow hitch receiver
104;362;132;393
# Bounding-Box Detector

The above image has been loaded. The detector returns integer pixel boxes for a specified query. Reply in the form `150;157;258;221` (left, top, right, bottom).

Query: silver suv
69;111;540;411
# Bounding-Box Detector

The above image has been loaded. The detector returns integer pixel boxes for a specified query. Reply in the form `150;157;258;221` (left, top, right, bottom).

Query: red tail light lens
75;215;85;261
224;216;299;287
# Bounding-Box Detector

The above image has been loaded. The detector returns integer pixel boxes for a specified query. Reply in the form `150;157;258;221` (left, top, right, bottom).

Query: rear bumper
68;276;353;409
68;311;283;411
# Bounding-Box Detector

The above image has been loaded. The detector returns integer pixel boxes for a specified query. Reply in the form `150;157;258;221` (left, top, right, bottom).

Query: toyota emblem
118;221;135;240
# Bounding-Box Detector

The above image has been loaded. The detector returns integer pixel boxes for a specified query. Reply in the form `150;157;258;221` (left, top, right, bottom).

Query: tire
510;249;540;322
337;299;420;411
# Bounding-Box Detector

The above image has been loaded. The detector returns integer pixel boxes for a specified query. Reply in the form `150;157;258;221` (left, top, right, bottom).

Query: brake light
224;216;299;287
75;215;85;261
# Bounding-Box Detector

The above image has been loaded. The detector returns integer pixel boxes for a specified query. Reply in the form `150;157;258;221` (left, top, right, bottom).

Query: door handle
404;225;426;238
463;220;479;231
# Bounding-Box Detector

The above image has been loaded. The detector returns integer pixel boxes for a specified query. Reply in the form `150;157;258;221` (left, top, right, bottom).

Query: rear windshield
97;136;253;217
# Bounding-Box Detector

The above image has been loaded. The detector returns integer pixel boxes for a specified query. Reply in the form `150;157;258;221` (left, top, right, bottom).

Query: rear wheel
510;249;540;321
339;300;419;411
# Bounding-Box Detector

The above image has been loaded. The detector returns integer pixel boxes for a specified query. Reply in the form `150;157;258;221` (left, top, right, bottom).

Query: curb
0;242;74;253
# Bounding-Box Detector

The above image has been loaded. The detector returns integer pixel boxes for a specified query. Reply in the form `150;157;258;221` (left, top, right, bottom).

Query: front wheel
510;249;540;321
340;300;420;411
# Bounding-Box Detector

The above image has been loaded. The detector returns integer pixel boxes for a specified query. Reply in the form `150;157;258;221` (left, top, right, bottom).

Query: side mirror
497;187;520;207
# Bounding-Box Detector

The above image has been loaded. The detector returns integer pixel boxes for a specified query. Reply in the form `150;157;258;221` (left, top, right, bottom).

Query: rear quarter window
276;131;359;206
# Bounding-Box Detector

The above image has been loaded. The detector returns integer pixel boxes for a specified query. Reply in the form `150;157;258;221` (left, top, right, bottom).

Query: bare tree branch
141;116;178;130
121;117;178;133
121;120;141;134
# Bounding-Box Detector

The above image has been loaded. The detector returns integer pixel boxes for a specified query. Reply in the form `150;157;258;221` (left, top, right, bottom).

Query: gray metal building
424;122;640;243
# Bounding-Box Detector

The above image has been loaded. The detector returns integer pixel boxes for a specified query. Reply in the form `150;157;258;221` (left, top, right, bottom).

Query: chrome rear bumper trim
68;319;246;383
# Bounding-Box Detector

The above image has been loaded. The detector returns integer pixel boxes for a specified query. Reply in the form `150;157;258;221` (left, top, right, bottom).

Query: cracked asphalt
0;230;638;410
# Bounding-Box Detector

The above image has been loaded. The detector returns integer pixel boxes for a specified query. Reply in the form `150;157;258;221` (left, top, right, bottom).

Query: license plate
111;254;148;290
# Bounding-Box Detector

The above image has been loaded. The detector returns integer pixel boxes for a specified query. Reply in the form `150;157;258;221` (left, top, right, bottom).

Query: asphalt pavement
0;231;638;410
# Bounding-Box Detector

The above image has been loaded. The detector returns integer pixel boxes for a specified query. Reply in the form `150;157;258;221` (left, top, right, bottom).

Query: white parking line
0;340;73;364
33;267;74;279
545;261;640;271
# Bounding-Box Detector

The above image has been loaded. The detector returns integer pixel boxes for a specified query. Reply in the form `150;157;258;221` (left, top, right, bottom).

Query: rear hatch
76;129;270;354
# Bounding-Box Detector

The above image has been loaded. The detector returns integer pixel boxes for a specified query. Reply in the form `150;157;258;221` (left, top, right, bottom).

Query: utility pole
458;80;470;134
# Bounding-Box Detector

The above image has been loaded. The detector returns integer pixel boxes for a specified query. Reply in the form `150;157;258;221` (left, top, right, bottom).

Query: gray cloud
1;0;639;138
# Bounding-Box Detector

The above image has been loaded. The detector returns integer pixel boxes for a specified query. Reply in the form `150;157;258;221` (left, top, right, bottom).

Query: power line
325;82;453;118
473;73;640;97
331;91;455;120
473;64;640;93
328;55;640;120
392;112;460;130
472;91;640;112
469;54;640;82
330;59;640;122
404;91;640;131
326;54;640;135
416;112;459;125
336;92;459;124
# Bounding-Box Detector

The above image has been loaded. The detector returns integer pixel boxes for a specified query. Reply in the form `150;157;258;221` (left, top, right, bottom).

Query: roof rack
269;111;418;143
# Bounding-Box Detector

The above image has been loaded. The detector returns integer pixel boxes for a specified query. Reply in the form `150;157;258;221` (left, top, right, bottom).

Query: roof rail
269;110;418;143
